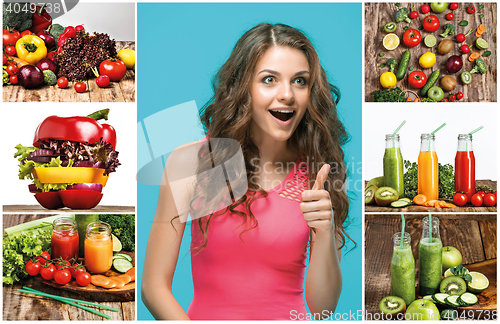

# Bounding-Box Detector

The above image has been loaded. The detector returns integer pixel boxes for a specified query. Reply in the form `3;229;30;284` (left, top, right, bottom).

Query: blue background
137;3;362;320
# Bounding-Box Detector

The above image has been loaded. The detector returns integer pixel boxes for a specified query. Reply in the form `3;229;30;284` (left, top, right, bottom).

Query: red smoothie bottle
454;134;475;202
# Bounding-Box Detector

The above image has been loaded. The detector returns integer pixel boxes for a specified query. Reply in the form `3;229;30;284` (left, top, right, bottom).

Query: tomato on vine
26;259;41;276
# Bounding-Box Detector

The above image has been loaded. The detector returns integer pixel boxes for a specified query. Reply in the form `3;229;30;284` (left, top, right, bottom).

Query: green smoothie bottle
383;134;405;198
391;232;415;307
418;216;442;296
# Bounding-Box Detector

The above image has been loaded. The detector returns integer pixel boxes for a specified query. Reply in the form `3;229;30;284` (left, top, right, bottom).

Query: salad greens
404;160;455;199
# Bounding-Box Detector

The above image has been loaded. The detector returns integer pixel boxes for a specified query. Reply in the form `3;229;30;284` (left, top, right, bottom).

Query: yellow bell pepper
15;35;47;65
33;167;109;186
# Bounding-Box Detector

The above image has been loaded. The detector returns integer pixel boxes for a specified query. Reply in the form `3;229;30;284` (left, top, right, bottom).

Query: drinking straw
428;123;446;151
21;286;119;312
428;214;432;243
400;214;405;250
468;126;484;135
392;120;406;147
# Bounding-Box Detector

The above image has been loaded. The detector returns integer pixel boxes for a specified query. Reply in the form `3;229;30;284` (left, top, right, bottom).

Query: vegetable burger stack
14;109;120;209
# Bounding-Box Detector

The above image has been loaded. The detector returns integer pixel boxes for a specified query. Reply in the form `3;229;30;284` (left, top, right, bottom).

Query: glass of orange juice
85;221;113;273
418;133;438;201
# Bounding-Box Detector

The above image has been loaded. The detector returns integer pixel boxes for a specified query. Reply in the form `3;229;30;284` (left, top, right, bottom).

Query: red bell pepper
33;109;117;149
30;5;53;34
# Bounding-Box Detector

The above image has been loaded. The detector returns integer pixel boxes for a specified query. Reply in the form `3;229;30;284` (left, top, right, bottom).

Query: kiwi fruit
365;185;378;205
367;176;384;189
379;296;406;319
440;275;467;296
374;187;399;207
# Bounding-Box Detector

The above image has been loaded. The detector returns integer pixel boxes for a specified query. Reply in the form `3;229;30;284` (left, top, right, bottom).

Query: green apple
442;246;463;274
406;299;440;320
431;2;447;13
428;86;444;101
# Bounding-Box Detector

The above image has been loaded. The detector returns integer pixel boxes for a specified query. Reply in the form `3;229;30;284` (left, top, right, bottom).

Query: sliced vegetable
384;22;397;33
113;258;133;273
125;267;135;282
468;52;480;62
413;194;427;205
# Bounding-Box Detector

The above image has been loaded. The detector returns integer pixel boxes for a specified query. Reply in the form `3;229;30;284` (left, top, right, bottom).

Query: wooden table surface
3;205;135;213
365;213;497;320
3;41;135;103
2;215;135;320
365;3;497;102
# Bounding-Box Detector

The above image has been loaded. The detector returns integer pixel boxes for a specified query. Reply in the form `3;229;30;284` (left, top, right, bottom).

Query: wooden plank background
2;214;135;320
365;3;497;102
2;41;135;103
365;214;496;320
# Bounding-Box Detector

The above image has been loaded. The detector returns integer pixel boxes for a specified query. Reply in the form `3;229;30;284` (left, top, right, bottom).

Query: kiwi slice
367;176;384;189
440;276;467;296
374;186;399;207
365;185;378;205
379;296;406;319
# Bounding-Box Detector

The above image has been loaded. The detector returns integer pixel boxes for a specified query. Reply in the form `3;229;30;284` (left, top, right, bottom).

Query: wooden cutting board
34;251;135;302
455;259;496;314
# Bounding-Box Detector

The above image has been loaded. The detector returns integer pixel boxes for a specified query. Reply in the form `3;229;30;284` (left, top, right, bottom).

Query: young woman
142;23;351;320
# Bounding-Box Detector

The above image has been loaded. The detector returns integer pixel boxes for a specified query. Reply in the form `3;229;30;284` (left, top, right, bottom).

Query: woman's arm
141;171;190;320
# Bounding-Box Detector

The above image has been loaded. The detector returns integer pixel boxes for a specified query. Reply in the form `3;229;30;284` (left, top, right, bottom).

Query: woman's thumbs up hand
300;164;334;232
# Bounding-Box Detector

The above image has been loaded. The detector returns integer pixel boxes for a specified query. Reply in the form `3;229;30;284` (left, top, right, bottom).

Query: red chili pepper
33;109;117;149
47;51;57;61
30;5;53;34
467;6;475;14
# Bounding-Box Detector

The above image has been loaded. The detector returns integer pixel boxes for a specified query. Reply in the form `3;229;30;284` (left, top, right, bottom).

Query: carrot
125;267;135;282
468;52;480;62
436;201;448;208
477;24;486;34
6;55;30;67
424;200;438;207
413;98;420;102
406;96;412;102
475;31;482;37
91;275;110;287
101;277;117;289
413;194;427;206
445;203;457;208
115;274;132;285
112;277;127;289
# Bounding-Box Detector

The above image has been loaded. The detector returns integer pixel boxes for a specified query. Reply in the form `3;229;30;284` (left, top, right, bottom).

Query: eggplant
445;55;463;74
17;65;44;89
36;58;58;75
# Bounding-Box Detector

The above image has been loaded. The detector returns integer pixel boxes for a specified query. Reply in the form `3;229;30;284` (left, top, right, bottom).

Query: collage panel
137;2;363;320
365;2;496;102
3;1;136;102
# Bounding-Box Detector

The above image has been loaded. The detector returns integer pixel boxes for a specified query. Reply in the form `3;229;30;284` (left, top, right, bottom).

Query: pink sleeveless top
187;161;311;320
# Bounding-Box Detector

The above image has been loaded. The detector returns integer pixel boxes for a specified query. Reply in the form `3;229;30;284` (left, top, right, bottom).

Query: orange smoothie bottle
84;221;113;273
418;134;439;201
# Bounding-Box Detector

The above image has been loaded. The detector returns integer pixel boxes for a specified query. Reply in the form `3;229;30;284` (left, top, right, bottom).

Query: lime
117;48;136;69
424;35;437;47
475;38;488;50
112;234;122;252
383;33;400;51
467;271;489;294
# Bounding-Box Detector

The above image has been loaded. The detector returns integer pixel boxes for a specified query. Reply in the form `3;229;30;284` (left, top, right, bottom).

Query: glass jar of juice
51;217;79;261
455;134;475;203
418;134;438;201
85;221;113;273
418;216;442;296
75;215;100;258
383;134;405;198
391;232;415;307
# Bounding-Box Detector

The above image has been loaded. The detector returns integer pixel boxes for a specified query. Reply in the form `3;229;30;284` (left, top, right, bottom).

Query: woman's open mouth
269;109;295;122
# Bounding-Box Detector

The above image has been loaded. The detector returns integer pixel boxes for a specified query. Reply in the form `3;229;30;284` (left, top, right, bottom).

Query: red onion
66;183;103;192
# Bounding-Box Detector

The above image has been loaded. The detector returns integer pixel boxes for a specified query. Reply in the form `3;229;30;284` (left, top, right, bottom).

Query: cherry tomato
3;54;7;65
456;33;465;43
457;92;463;100
403;28;422;48
453;192;467;207
3;28;21;46
471;193;483;207
446;13;454;20
483;193;496;207
408;71;427;89
421;4;430;14
4;45;16;56
410;11;419;19
467;6;475;14
34;191;64;209
74;81;87;93
36;251;51;266
449;94;456;102
99;59;127;82
96;74;110;88
9;75;18;84
476;191;486;198
57;77;69;89
76;271;92;287
450;3;459;10
441;98;449;102
69;263;86;279
75;25;85;32
64;26;76;38
6;63;18;75
55;260;71;271
423;15;440;33
20;30;33;37
58;34;69;47
40;264;56;280
460;44;470;54
54;269;72;285
26;259;41;276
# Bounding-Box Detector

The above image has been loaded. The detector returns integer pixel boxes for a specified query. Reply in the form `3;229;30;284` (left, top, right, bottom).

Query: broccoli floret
470;58;487;74
99;214;135;252
440;23;456;38
387;58;398;74
395;8;411;24
43;70;57;86
3;3;33;31
48;24;65;45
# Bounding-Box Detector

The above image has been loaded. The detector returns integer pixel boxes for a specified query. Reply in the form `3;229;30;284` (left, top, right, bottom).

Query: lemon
112;234;122;252
380;71;397;88
419;52;436;69
467;271;489;294
383;33;400;51
117;48;135;69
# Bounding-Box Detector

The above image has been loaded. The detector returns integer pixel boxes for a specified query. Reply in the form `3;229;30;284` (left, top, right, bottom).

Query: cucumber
113;258;133;273
432;293;450;305
445;295;460;307
113;253;133;262
423;295;435;302
400;198;412;204
390;199;412;208
457;292;478;306
395;50;411;80
420;70;440;97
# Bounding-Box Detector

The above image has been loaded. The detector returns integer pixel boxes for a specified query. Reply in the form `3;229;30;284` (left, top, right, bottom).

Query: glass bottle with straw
391;214;415;306
418;123;445;201
455;126;482;203
384;121;406;198
418;215;442;295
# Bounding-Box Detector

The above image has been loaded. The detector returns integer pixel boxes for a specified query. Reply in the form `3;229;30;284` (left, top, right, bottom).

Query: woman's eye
262;76;276;84
294;77;307;86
